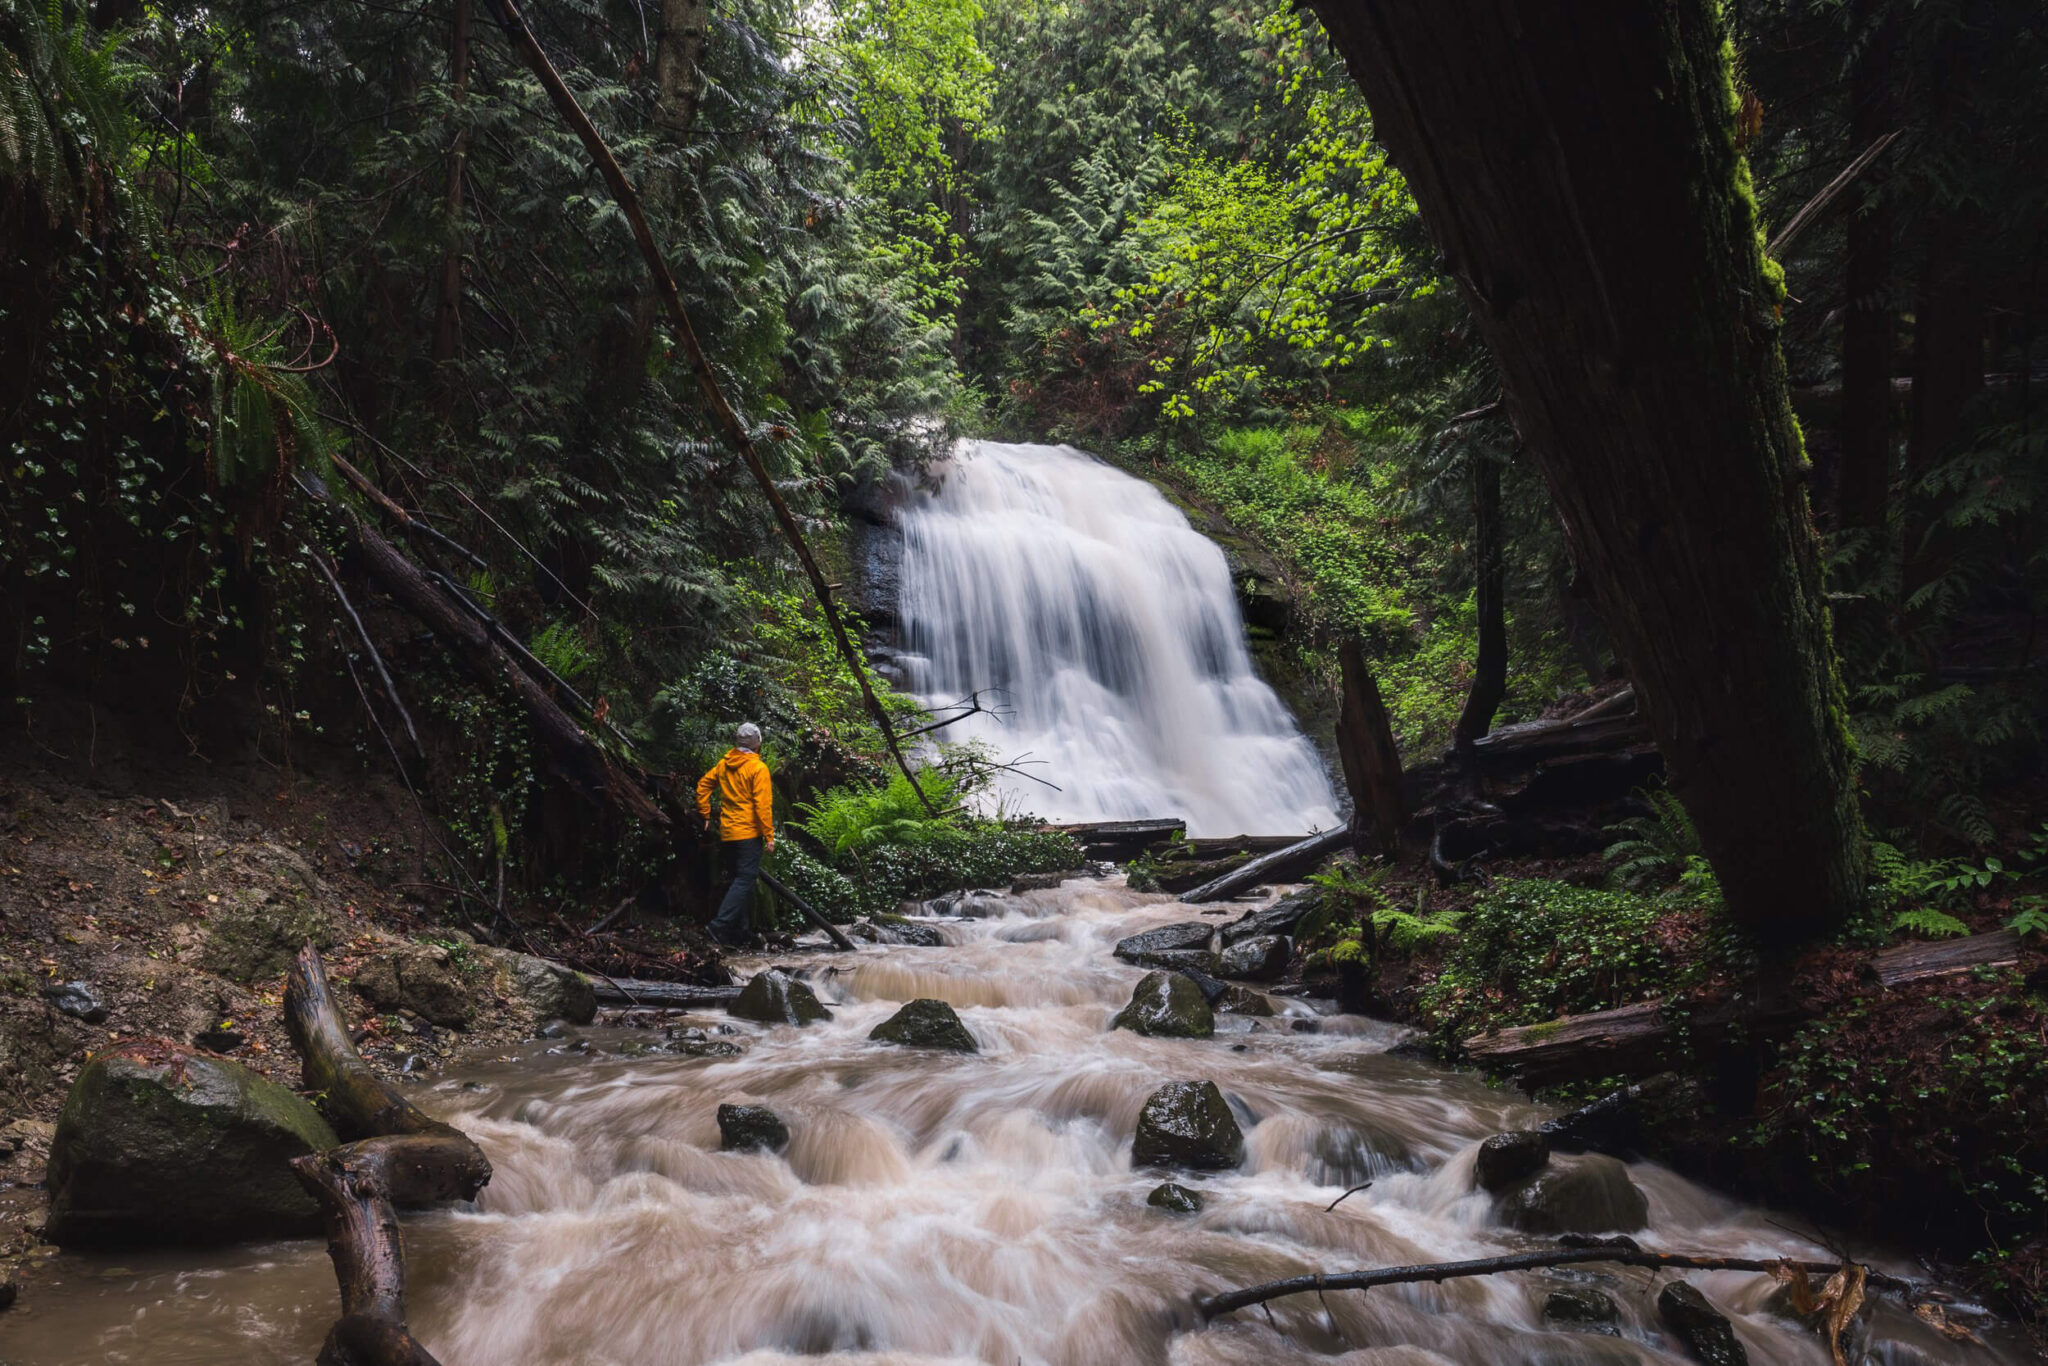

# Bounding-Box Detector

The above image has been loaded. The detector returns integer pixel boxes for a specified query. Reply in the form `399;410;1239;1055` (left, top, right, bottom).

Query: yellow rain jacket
696;749;775;844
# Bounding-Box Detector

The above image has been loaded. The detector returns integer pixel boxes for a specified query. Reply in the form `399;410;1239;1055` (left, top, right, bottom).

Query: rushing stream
895;441;1341;835
3;879;2019;1365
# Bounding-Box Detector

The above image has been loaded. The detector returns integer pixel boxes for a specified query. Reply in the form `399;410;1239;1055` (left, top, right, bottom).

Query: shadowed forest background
1;0;2047;1351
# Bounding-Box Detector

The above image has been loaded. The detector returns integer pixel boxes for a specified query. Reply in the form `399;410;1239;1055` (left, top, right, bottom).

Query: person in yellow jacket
695;722;775;947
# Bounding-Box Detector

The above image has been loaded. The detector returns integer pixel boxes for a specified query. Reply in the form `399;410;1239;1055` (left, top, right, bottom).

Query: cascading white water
894;440;1341;835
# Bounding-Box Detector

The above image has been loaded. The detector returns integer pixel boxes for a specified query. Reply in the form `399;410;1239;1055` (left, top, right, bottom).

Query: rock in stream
1112;971;1214;1038
869;998;978;1052
1132;1080;1244;1170
729;968;832;1026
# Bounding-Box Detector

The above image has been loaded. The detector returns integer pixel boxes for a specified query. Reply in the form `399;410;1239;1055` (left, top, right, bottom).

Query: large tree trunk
1452;452;1507;750
1306;0;1868;939
1336;639;1407;856
1833;0;1896;545
429;0;473;403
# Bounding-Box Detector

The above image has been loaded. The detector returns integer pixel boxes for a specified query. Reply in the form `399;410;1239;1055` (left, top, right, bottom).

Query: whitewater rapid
893;441;1341;835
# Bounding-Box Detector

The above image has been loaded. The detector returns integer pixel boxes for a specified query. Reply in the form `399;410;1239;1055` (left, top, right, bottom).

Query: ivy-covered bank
1290;817;2048;1319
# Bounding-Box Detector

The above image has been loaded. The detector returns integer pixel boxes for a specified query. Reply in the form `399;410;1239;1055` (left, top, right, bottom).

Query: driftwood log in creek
286;945;492;1366
1197;1243;1913;1319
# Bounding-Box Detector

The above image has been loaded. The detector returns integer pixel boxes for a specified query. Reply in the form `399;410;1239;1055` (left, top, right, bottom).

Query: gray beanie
735;722;762;751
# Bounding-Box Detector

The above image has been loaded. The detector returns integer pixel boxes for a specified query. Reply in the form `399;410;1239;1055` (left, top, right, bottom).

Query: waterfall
893;440;1341;835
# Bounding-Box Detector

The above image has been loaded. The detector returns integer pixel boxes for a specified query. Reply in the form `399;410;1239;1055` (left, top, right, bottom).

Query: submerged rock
1132;1080;1244;1170
859;914;945;947
1497;1153;1648;1235
717;1103;789;1153
869;998;978;1052
1112;971;1214;1038
1217;934;1289;981
1219;888;1321;947
1474;1130;1551;1193
1010;870;1086;893
1544;1287;1620;1330
46;1047;339;1246
1112;922;1216;969
1146;1180;1205;1213
1657;1281;1750;1366
729;969;832;1026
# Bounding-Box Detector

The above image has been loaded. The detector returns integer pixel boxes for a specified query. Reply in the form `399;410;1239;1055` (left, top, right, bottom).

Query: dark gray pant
710;837;763;944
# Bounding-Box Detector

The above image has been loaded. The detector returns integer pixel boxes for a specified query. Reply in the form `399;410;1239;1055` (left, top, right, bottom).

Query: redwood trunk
1336;640;1407;856
1834;0;1895;544
1306;0;1868;938
1452;453;1507;749
430;0;473;399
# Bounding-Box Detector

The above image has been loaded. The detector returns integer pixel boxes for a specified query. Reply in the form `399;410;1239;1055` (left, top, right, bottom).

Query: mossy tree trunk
1307;0;1868;939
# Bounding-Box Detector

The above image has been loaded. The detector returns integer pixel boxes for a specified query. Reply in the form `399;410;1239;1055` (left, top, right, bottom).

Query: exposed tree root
286;945;493;1366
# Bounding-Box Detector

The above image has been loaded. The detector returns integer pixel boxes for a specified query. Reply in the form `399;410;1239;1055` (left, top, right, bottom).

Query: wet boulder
865;914;945;947
1171;963;1230;1005
1112;971;1214;1038
1146;1180;1205;1213
42;981;108;1024
1217;934;1290;982
869;998;978;1053
1474;1130;1551;1193
1219;888;1321;947
351;943;475;1028
1544;1287;1620;1331
46;1046;340;1246
1657;1281;1750;1366
1112;921;1216;970
489;950;597;1025
717;1103;790;1153
1132;1080;1244;1170
729;968;832;1026
1497;1153;1648;1235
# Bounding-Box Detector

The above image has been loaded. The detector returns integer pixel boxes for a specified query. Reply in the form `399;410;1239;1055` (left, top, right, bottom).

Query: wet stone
1112;921;1215;966
1475;1130;1551;1193
869;998;978;1053
1216;984;1274;1016
42;981;108;1024
1498;1153;1648;1235
1216;934;1289;982
1544;1287;1620;1331
729;969;832;1026
1112;971;1214;1038
1657;1281;1750;1366
717;1103;789;1153
1132;1080;1244;1171
1219;888;1321;947
1146;1181;1204;1213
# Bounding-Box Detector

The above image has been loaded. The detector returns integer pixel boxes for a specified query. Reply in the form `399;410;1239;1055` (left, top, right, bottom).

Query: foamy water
894;441;1341;835
5;879;2021;1365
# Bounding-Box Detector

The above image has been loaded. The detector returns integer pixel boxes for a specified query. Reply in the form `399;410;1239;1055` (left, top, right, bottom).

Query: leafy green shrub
1418;879;1677;1051
794;768;961;857
774;820;1082;922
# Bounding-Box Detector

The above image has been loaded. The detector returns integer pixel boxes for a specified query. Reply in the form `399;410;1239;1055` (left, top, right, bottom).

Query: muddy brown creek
0;879;2022;1365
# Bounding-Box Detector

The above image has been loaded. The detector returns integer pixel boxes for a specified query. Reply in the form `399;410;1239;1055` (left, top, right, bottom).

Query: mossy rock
1112;971;1214;1038
489;950;597;1025
46;1047;339;1246
869;998;977;1052
1543;1287;1619;1329
1474;1130;1551;1193
1217;934;1290;982
729;969;832;1026
1217;984;1274;1016
200;891;338;984
351;944;474;1028
1146;1180;1205;1213
1132;1080;1244;1171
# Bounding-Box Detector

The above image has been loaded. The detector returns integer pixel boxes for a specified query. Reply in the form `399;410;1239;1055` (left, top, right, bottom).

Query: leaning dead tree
480;0;937;816
287;945;493;1366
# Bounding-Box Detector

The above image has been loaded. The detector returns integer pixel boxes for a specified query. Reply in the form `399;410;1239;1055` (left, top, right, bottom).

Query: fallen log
1467;704;1651;770
286;946;492;1366
1059;818;1187;862
758;869;855;952
1870;928;2019;988
590;978;743;1008
1182;827;1353;904
1464;931;2024;1086
1196;1242;1912;1320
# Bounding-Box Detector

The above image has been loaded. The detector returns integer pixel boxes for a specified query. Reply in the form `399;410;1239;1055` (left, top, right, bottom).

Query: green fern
0;0;132;221
1890;906;1970;940
1604;784;1702;890
1370;905;1464;950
